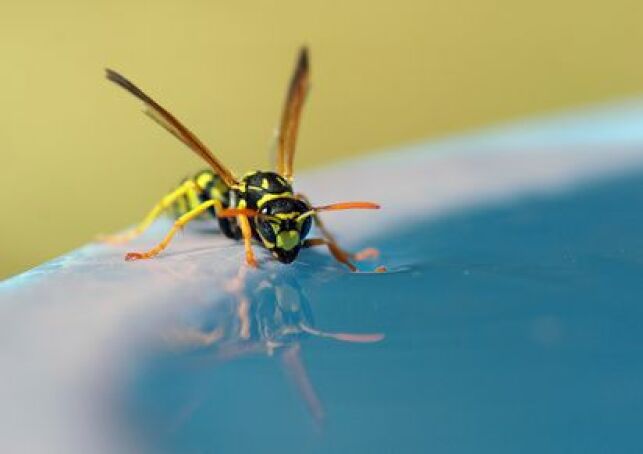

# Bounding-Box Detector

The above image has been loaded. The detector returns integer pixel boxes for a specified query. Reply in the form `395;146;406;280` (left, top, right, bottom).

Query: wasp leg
295;193;379;262
125;200;216;260
303;238;357;272
99;180;201;244
296;193;380;262
238;214;258;268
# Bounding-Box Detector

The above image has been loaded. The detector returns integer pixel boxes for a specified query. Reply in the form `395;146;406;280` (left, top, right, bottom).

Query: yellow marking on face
261;178;270;189
276;230;300;251
274;212;299;220
259;215;280;223
255;192;294;208
296;210;315;222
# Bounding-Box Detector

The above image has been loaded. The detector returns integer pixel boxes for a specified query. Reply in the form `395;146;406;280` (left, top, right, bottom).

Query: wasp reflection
166;266;384;425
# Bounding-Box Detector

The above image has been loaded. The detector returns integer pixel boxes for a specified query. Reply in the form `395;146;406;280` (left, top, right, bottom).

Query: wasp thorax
241;171;294;209
242;171;292;193
255;197;313;263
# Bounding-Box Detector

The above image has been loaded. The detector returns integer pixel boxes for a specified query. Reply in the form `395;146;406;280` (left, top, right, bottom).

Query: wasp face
256;198;313;264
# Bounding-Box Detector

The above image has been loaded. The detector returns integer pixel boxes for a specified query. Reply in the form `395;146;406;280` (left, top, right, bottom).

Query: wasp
102;48;382;271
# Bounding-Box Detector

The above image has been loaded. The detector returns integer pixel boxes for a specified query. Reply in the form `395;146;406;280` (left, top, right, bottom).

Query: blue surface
124;169;643;454
4;101;643;453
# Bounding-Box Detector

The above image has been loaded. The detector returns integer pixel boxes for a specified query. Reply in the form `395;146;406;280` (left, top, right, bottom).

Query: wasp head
255;197;313;264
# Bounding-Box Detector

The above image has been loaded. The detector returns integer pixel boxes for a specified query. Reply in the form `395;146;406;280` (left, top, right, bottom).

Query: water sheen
125;171;643;454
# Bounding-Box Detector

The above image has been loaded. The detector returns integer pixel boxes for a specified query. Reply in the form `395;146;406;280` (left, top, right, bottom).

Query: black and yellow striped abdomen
171;169;231;219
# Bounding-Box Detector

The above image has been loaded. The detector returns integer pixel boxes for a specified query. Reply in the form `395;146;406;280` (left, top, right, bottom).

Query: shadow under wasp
102;47;383;272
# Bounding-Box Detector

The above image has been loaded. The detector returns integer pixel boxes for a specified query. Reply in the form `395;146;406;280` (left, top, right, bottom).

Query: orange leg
125;200;217;260
99;180;201;245
303;238;357;272
238;214;258;268
353;248;380;261
296;193;380;262
124;200;256;261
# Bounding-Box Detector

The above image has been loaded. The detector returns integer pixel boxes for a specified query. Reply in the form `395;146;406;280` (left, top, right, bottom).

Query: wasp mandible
102;48;381;271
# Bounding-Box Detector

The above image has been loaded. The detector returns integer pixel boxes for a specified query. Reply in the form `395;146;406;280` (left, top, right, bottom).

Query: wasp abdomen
171;169;231;220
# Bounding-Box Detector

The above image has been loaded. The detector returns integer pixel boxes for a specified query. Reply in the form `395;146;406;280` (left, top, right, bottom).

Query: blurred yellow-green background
2;0;643;279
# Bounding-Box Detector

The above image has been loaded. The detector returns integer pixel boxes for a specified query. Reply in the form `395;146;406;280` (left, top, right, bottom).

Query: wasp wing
275;47;310;181
143;109;192;149
106;69;239;187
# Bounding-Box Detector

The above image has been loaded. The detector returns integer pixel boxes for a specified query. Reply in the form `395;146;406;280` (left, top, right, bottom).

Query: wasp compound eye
257;218;277;245
298;216;312;239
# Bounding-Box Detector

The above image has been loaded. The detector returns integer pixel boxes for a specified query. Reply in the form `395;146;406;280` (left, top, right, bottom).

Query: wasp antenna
314;202;381;212
296;210;316;222
216;208;258;218
296;202;379;222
